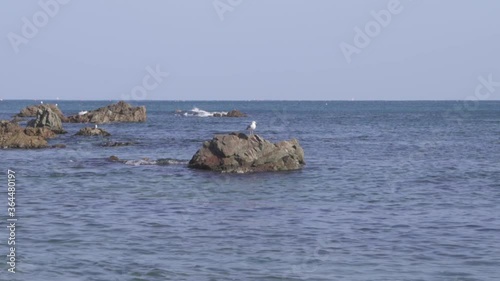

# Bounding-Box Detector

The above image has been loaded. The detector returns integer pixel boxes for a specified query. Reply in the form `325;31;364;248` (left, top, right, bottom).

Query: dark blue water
1;100;499;281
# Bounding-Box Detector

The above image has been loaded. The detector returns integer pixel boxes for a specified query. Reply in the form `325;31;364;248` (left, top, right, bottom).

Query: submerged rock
66;101;146;124
107;156;188;166
75;127;111;137
26;107;66;134
51;144;67;149
100;141;134;147
107;155;121;162
188;133;305;173
0;120;48;149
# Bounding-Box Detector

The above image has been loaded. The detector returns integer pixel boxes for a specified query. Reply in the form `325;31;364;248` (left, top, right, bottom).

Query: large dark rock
224;110;247;117
0;120;48;149
75;127;111;137
27;107;65;134
188;133;305;173
66;101;146;124
16;104;67;122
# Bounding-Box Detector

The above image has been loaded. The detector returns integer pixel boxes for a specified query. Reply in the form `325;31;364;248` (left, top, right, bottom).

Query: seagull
40;101;43;104
95;124;98;129
246;121;256;135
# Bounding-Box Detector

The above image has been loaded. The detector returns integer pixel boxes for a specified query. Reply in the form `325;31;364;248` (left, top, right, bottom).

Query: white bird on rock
95;124;98;129
246;121;256;135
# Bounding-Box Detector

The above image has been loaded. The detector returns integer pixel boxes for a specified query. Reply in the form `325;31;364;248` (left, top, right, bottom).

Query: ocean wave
178;107;227;117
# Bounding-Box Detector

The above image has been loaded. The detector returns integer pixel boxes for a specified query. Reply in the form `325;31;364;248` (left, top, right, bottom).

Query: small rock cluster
2;101;144;149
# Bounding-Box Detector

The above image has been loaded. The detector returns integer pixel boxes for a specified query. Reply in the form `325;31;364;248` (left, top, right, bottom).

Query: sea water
0;100;499;281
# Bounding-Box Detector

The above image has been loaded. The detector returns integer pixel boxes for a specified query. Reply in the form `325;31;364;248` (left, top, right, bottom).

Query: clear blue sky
1;0;499;100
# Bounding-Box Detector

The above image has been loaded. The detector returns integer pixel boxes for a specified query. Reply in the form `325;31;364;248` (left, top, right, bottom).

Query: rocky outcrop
224;110;247;117
0;120;48;149
16;104;67;122
108;155;122;162
27;107;66;134
66;101;146;124
10;116;26;123
213;110;247;117
188;133;305;173
24;127;57;139
75;127;111;137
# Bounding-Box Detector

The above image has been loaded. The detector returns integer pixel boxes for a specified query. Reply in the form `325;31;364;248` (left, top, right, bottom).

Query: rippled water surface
1;100;499;281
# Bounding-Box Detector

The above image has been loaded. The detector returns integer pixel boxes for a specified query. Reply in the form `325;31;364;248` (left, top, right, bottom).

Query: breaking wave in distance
181;107;228;117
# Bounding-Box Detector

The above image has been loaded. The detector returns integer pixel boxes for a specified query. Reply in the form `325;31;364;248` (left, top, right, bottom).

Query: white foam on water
156;158;189;165
124;159;157;166
123;158;188;166
181;107;227;117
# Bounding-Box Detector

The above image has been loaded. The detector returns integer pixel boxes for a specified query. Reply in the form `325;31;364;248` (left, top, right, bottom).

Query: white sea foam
180;107;227;117
124;159;157;166
124;158;188;166
156;158;189;165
